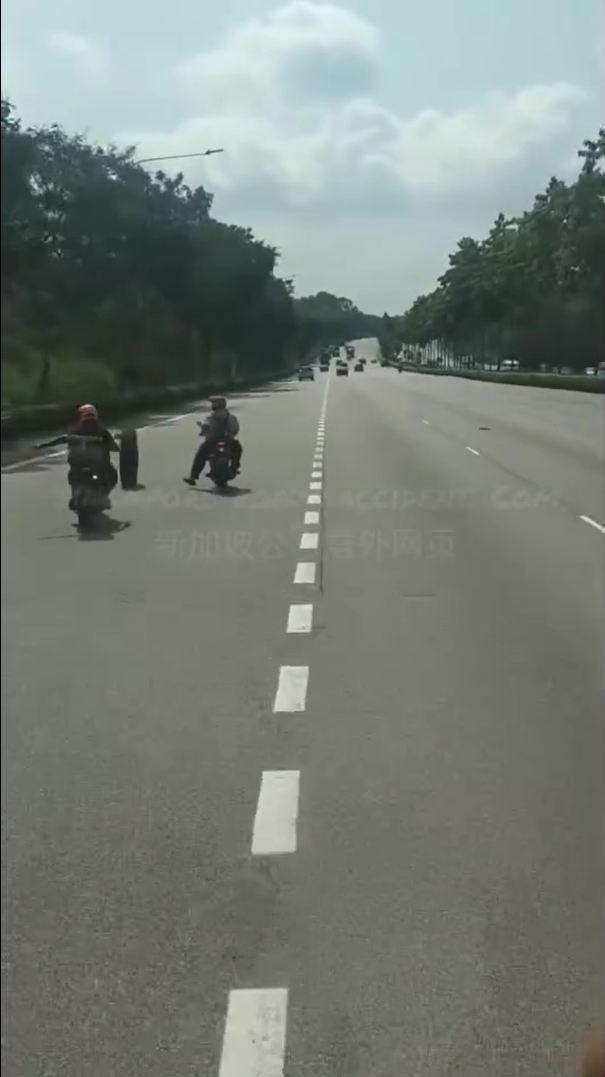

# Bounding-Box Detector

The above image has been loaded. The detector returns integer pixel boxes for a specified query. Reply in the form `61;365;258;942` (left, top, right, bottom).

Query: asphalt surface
2;342;604;1077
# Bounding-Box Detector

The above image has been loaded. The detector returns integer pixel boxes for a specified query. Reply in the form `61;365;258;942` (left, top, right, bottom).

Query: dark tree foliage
1;98;378;405
293;291;381;357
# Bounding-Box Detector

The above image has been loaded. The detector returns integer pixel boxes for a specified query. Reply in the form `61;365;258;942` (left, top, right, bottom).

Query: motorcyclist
36;404;120;508
184;396;242;485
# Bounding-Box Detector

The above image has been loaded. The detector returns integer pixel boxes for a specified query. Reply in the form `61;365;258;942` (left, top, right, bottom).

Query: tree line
379;130;605;372
1;98;378;408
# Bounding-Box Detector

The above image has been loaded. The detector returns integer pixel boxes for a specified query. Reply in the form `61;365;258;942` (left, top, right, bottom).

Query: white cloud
177;1;379;111
121;0;585;219
48;32;109;83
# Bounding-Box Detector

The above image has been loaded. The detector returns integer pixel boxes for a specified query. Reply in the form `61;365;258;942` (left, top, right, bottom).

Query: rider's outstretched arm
36;435;67;449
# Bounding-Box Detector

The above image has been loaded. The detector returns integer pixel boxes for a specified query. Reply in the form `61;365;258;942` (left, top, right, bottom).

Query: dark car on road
298;366;314;381
336;361;349;377
354;360;364;372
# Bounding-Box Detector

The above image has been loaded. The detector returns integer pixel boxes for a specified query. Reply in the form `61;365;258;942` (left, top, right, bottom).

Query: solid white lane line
300;532;319;549
273;666;309;711
309;481;322;490
304;510;320;525
579;514;605;534
154;413;189;425
219;988;288;1077
287;603;313;633
251;771;300;854
2;449;67;472
294;562;316;584
307;493;321;504
466;446;481;456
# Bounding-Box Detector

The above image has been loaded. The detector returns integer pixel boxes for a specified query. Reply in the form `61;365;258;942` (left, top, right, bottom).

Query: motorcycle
208;439;237;489
65;435;111;527
71;470;111;527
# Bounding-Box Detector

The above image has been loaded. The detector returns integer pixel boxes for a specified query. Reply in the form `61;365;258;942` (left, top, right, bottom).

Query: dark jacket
39;424;119;469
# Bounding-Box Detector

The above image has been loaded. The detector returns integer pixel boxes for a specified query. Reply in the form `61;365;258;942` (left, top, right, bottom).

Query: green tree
395;130;605;373
3;99;374;407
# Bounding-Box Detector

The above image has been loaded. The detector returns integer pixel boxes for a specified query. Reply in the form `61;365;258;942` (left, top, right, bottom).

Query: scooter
207;440;237;489
71;469;111;528
64;434;111;528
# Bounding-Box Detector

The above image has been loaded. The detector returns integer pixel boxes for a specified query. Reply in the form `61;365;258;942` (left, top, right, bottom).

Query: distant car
336;362;349;377
298;366;314;381
354;360;363;372
319;362;329;372
331;346;340;358
345;345;355;359
585;367;597;376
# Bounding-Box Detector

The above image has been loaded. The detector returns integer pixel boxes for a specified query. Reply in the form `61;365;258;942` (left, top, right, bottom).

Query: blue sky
1;0;600;312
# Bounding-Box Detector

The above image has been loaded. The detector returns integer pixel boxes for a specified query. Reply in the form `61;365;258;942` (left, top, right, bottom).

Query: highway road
2;340;604;1076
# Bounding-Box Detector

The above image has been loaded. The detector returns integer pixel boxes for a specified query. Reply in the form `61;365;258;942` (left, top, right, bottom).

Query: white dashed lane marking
300;532;319;550
466;446;481;456
222;376;328;1068
286;603;313;633
273;666;309;712
219;988;288;1077
294;562;316;584
251;771;300;854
